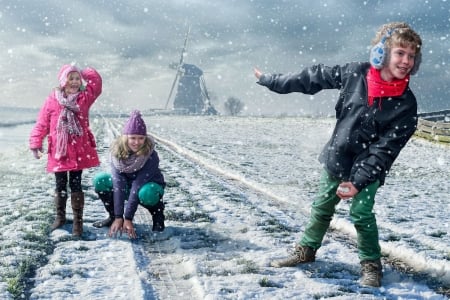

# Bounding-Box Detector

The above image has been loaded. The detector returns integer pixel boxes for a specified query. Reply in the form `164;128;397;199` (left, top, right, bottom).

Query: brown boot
51;192;67;230
71;192;85;237
270;244;316;268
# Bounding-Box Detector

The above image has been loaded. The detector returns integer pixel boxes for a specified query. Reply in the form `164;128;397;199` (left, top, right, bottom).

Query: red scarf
366;67;409;107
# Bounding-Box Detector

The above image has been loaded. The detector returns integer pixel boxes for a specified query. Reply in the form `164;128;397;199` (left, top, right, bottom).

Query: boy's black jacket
258;62;418;191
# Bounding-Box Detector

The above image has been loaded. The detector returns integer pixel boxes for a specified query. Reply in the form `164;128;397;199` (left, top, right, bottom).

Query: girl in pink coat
29;64;102;237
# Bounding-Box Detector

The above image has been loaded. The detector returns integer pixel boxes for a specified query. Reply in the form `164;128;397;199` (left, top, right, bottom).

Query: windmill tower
164;27;217;115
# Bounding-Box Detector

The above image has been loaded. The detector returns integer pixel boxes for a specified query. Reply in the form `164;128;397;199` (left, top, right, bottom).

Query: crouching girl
92;110;166;239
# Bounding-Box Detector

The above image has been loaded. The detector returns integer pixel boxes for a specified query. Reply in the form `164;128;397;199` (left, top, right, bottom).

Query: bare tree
224;97;244;116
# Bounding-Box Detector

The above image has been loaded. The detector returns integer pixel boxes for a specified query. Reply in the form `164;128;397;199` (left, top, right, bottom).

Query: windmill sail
165;26;191;110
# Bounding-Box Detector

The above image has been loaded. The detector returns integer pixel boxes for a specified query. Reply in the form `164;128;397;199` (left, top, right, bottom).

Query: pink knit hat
58;64;82;88
122;110;147;135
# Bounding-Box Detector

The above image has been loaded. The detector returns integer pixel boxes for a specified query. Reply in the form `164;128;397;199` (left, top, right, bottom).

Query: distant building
165;26;218;115
173;63;217;115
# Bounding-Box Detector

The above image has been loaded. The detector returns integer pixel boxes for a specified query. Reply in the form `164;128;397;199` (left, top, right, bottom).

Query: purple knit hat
122;110;147;135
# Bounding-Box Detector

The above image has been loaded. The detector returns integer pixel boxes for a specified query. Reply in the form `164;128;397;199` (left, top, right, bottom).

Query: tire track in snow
150;130;450;291
130;142;302;299
97;116;448;298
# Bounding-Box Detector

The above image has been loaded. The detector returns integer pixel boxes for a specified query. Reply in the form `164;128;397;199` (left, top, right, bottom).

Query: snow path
0;115;448;299
149;116;450;287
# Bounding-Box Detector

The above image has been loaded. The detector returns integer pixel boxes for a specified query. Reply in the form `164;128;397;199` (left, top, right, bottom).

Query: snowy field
0;109;449;299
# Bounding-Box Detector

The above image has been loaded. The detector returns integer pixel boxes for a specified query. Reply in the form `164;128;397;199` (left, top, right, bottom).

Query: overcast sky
1;0;449;115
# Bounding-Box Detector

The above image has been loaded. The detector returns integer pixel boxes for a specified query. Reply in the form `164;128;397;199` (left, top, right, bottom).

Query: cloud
1;0;449;115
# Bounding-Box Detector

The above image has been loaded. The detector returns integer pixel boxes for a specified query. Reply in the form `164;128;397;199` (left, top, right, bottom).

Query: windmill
164;26;217;115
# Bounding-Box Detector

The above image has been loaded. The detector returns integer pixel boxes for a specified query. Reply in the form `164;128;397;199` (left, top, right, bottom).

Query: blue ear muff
370;35;389;69
410;51;421;75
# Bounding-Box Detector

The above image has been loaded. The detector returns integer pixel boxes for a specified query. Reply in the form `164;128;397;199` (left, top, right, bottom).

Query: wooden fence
414;109;450;144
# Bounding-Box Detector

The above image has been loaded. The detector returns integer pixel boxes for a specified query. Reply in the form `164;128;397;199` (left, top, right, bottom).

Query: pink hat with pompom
58;64;82;88
122;110;147;135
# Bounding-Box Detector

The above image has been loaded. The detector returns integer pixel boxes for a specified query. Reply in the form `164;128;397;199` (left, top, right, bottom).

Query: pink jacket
29;67;102;173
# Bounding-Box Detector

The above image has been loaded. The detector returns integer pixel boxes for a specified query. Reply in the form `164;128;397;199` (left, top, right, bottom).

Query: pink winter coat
29;67;102;173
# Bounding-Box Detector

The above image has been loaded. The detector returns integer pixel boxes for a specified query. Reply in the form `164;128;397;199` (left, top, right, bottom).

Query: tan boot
270;244;316;268
360;259;383;287
51;192;67;230
71;192;85;237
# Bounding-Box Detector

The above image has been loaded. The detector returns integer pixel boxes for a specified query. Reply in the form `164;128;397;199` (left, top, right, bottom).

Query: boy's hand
336;182;358;200
254;67;262;79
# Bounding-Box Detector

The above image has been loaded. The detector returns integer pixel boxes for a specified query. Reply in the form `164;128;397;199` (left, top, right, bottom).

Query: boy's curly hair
372;22;422;55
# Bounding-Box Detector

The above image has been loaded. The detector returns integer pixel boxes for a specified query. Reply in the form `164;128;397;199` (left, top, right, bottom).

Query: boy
254;22;422;287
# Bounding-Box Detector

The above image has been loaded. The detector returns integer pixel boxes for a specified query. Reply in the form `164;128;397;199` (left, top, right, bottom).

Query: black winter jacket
258;62;418;191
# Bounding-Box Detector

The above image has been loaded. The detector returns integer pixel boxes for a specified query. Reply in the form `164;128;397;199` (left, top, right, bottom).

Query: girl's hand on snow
123;219;137;239
109;218;124;238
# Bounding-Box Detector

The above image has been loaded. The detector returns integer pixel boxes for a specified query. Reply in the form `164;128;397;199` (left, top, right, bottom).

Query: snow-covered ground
0;110;449;299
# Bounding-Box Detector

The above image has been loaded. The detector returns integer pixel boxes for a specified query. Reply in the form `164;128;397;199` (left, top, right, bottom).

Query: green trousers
300;171;381;261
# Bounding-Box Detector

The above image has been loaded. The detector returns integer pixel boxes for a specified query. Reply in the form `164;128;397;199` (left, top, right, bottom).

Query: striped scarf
55;89;82;160
111;152;151;174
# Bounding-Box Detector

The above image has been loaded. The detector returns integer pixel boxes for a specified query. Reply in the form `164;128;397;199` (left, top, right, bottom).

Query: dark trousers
55;170;83;193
